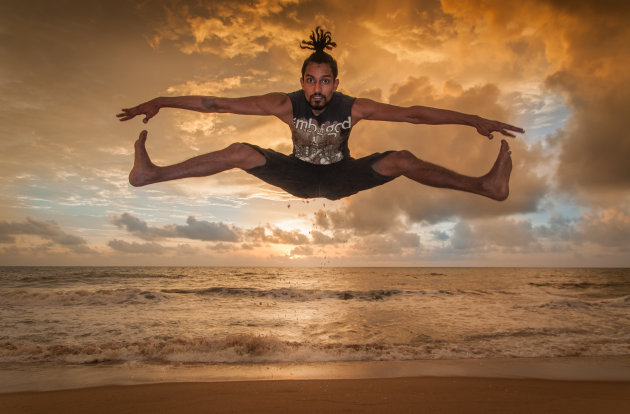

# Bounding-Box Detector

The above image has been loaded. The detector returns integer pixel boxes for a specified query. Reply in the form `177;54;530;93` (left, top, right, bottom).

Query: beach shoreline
2;376;629;414
2;356;630;413
2;356;630;394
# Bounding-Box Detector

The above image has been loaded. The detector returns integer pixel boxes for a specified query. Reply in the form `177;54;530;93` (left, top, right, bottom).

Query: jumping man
117;27;524;201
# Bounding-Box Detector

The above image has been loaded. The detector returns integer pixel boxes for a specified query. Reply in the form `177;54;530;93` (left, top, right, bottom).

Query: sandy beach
2;267;628;413
2;376;630;414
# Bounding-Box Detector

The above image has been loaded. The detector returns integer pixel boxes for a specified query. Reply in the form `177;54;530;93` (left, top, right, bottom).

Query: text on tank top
288;90;356;165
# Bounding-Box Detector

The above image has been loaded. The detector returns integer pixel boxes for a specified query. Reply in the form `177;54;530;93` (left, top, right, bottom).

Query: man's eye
322;80;329;84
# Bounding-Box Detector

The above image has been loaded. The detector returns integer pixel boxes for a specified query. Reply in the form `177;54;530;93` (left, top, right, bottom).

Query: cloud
175;216;241;242
0;217;94;254
321;194;405;234
449;221;476;251
446;218;540;254
289;245;313;256
547;70;630;194
431;230;449;242
440;205;630;256
109;213;241;242
246;225;310;245
108;239;167;254
148;0;303;59
109;213;172;240
540;0;630;194
441;0;630;200
310;230;349;245
534;213;580;242
350;231;421;256
174;243;200;255
110;213;318;249
576;207;630;250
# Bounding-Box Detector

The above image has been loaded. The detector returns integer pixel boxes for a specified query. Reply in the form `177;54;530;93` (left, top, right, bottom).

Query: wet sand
2;376;630;414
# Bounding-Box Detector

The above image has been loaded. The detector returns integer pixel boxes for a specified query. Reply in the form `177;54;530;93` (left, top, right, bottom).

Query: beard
308;93;328;110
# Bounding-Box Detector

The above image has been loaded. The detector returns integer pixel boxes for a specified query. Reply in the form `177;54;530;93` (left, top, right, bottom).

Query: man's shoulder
333;91;356;106
288;90;304;99
333;91;355;99
331;92;356;112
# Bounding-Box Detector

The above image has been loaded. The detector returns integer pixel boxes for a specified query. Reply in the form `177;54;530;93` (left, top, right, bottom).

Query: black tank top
288;90;356;165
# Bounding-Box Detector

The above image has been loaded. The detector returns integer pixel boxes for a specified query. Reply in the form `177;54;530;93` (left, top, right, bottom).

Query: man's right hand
116;98;161;123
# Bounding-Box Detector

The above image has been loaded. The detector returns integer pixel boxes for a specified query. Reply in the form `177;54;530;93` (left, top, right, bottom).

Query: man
118;27;523;201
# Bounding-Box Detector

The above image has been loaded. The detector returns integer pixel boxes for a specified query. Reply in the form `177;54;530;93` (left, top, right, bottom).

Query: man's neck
311;107;326;116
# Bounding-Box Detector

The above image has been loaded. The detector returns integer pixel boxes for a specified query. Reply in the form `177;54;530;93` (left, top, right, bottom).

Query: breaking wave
2;330;629;365
0;287;466;306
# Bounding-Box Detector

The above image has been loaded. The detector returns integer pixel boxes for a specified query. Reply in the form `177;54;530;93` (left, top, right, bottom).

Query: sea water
1;267;629;390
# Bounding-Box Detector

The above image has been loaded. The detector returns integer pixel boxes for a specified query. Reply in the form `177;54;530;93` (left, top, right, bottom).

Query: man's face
300;62;339;113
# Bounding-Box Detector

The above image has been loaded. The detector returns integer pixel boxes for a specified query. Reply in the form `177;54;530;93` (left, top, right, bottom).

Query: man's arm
117;93;293;125
352;98;524;139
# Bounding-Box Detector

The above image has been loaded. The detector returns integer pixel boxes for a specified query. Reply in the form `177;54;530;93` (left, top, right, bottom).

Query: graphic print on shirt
288;90;356;165
292;116;351;164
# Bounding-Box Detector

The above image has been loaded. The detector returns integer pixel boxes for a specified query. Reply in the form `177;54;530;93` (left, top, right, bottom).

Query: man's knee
374;150;418;176
223;143;264;169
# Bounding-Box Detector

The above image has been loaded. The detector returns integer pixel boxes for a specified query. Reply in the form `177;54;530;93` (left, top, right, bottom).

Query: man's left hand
471;116;524;139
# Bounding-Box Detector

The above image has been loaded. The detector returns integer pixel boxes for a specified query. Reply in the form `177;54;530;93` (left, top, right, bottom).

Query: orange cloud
442;0;630;199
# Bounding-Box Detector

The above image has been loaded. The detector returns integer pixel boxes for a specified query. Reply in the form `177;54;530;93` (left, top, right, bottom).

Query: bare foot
129;130;159;187
482;139;512;201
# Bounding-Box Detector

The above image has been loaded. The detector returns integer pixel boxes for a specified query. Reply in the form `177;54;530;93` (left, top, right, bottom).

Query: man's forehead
303;63;334;78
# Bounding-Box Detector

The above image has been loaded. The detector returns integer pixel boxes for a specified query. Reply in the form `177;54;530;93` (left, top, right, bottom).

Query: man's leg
372;140;512;201
129;130;265;187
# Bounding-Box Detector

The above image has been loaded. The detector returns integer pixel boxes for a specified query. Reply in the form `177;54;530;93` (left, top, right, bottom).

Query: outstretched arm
117;93;293;125
352;98;524;139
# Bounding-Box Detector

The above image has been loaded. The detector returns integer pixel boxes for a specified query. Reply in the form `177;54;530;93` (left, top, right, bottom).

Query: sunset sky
1;0;629;266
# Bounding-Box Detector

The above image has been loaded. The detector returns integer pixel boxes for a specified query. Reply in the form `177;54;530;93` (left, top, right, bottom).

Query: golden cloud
442;0;630;198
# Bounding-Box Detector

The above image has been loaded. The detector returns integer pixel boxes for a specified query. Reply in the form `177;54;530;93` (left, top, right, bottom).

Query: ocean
1;267;629;391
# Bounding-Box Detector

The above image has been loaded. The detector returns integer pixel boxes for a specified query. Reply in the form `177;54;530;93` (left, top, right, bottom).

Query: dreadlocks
300;26;338;79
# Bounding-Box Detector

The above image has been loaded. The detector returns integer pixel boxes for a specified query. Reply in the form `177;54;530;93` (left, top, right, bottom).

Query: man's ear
300;77;305;88
333;78;339;91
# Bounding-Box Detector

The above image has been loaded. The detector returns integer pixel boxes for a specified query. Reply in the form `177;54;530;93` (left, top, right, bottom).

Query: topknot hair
300;27;339;79
300;26;337;53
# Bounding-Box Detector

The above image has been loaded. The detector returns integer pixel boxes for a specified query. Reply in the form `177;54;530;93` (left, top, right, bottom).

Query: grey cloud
290;245;314;256
0;217;93;253
109;213;174;240
108;239;166;254
208;242;239;253
448;219;540;253
0;234;16;243
450;221;476;251
174;243;200;255
313;209;331;230
351;231;420;256
246;225;309;245
325;189;405;234
475;219;537;250
110;213;241;242
534;214;580;242
431;230;449;242
310;230;350;245
0;217;86;245
443;208;630;256
575;208;630;249
175;216;241;242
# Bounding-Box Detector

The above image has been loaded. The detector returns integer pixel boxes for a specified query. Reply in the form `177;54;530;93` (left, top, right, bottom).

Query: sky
1;0;629;267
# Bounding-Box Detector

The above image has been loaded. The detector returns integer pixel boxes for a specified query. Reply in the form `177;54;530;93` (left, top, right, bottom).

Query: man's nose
314;82;322;92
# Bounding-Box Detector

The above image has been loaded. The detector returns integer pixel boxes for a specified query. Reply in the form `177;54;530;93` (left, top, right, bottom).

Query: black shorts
243;143;397;200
